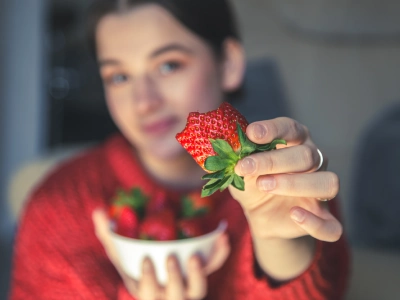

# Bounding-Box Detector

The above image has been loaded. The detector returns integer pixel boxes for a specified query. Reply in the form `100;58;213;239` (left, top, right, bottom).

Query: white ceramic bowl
109;220;227;285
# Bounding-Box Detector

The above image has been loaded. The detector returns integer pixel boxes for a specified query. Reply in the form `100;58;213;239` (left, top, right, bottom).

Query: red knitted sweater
10;134;349;300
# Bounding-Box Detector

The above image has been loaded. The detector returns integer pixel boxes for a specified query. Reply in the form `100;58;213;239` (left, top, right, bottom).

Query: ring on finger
317;198;330;202
315;148;324;171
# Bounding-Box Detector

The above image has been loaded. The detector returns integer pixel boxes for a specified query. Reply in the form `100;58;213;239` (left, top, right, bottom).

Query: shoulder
21;136;123;219
39;143;108;193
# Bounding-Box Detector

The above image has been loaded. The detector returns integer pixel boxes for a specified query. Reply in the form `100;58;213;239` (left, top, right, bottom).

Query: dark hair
86;0;243;99
86;0;240;60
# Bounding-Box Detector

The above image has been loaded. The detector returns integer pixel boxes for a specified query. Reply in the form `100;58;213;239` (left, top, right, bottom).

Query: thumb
92;208;121;264
92;208;111;243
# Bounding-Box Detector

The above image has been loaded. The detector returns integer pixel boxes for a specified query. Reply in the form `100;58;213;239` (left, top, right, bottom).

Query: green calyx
181;196;208;218
114;187;148;218
201;123;286;197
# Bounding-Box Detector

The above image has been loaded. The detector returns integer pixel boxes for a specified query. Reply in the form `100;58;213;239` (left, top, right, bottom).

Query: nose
133;75;162;114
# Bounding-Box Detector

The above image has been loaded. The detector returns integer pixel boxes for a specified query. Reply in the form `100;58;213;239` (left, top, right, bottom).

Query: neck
137;150;206;191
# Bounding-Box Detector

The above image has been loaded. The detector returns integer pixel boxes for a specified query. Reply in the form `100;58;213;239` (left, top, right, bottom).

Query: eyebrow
149;43;193;58
98;43;193;67
99;59;120;67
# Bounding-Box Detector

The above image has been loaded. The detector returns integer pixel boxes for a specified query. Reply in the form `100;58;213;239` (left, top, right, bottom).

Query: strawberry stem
201;123;287;197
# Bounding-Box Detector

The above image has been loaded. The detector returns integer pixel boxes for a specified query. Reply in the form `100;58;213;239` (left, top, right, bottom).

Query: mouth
142;117;179;136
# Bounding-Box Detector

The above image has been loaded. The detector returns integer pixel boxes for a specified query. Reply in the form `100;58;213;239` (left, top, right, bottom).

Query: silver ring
316;148;324;171
317;198;329;202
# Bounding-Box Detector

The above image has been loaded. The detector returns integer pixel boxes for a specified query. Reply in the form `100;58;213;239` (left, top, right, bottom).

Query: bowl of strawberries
108;187;226;284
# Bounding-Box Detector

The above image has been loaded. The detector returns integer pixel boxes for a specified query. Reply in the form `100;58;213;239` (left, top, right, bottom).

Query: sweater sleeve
212;199;350;300
9;178;136;300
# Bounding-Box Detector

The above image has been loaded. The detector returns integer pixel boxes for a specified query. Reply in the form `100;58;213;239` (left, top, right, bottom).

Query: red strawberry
108;204;125;220
176;102;248;171
176;102;286;197
139;209;177;241
109;188;148;219
115;207;139;238
146;190;178;217
182;191;214;217
178;217;207;239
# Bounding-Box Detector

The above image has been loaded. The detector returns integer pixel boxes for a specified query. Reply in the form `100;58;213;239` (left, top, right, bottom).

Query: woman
10;0;349;299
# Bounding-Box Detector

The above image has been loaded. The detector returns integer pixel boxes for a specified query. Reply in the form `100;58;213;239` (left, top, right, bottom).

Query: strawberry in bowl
108;187;148;237
108;188;226;284
139;209;178;241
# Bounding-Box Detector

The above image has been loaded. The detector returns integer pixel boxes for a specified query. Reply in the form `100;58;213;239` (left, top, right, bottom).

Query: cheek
171;64;224;113
105;94;117;116
105;91;134;128
105;95;122;124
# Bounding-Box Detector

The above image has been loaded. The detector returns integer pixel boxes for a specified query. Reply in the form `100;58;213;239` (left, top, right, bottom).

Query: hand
92;209;230;300
229;117;342;242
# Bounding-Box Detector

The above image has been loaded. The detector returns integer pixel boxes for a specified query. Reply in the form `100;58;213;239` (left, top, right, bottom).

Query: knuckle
288;118;302;135
326;221;343;242
256;152;274;174
300;145;315;170
282;174;296;193
313;220;327;239
263;154;275;173
326;172;340;198
294;120;303;135
320;219;343;242
267;119;280;138
334;222;344;241
315;220;336;240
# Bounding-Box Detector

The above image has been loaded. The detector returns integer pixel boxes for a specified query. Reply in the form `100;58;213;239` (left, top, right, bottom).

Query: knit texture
10;134;349;299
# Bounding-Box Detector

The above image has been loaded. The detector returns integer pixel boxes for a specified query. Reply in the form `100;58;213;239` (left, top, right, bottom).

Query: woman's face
96;4;228;160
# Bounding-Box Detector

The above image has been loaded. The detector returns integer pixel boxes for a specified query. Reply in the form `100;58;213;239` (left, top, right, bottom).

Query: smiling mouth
142;117;178;136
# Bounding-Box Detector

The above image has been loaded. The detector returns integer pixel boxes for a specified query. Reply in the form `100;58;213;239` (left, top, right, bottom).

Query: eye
105;73;128;85
159;61;181;75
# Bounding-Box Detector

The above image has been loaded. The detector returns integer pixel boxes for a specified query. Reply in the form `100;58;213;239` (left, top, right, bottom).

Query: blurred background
1;0;400;299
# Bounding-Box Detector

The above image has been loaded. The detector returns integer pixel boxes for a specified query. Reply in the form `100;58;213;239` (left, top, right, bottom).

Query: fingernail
259;177;276;191
291;209;305;223
240;157;256;175
143;258;152;273
167;257;177;272
252;124;266;140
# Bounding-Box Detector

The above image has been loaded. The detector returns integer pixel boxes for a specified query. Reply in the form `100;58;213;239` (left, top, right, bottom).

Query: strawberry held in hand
176;102;286;197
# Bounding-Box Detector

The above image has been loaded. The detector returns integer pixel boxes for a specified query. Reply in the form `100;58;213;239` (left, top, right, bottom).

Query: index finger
246;117;308;146
92;208;110;243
